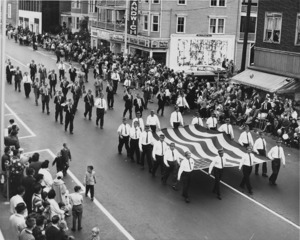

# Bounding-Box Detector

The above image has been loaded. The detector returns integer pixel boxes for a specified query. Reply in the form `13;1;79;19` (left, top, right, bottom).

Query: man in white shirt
22;72;32;98
239;146;256;195
177;151;194;203
170;107;184;129
191;111;203;126
10;186;27;216
152;134;168;177
94;92;107;129
139;125;154;173
58;60;66;81
117;117;131;156
111;68;120;94
208;149;230;200
146;110;160;132
238;125;254;148
9;202;27;240
268;138;286;185
206;113;218;130
176;92;189;113
132;112;144;131
218;118;234;140
253;131;268;177
162;142;180;185
129;121;141;163
69;186;83;231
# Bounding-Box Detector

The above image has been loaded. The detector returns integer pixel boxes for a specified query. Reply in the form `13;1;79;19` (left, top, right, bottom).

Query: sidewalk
0;193;14;240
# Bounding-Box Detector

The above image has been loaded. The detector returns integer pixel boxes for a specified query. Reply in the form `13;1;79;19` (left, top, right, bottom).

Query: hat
276;138;283;143
56;171;63;178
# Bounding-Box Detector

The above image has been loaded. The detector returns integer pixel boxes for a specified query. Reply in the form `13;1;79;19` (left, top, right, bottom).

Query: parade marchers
2;27;300;240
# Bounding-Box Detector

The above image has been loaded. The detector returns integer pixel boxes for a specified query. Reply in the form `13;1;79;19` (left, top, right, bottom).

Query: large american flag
153;125;268;170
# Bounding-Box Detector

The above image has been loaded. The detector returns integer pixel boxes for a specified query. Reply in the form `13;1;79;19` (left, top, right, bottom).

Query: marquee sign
128;0;138;35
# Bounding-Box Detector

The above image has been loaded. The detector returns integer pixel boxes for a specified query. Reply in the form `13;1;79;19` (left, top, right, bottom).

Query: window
73;0;80;9
143;15;149;31
209;18;225;34
264;12;282;43
295;14;300;45
177;16;186;33
210;0;226;7
152;15;159;32
89;0;95;13
75;17;80;29
152;0;160;3
178;0;186;5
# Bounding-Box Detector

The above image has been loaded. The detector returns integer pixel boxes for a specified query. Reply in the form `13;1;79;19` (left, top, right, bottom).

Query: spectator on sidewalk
84;165;97;201
19;216;36;240
10;186;27;216
9;202;27;239
69;185;83;231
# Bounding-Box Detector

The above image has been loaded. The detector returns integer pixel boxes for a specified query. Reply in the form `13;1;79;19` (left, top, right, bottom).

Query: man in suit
39;82;51;114
61;143;72;176
123;88;133;120
14;66;22;92
106;80;114;109
45;215;65;240
143;83;152;110
48;69;57;96
84;89;94;120
60;77;69;99
38;64;47;84
71;81;82;113
54;90;65;124
6;60;12;84
29;60;37;80
69;65;77;82
133;93;145;117
260;98;272;114
64;99;76;134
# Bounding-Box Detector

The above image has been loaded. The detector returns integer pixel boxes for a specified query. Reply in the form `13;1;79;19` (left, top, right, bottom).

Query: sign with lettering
151;40;169;48
111;34;125;42
196;34;212;37
128;0;138;35
128;36;150;47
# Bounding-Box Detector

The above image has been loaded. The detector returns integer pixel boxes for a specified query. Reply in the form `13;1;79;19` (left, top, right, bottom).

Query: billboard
128;0;138;35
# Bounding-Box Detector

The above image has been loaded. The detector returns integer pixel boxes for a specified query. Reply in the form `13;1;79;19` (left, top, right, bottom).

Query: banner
128;0;138;35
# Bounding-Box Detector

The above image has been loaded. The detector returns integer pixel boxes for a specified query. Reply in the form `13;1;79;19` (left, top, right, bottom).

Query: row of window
142;14;225;34
264;12;300;46
19;0;40;12
144;0;226;6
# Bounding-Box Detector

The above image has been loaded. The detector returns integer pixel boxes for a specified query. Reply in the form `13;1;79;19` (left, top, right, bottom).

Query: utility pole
240;0;251;72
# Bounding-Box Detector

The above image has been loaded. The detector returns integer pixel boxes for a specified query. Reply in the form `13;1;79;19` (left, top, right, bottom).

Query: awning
231;69;293;93
277;80;300;94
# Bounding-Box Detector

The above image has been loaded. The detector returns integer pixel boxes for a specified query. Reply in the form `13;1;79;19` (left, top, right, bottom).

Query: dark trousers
141;144;153;171
269;158;281;184
59;70;65;81
15;80;21;91
157;103;165;116
162;161;178;184
255;149;267;174
24;83;31;97
107;96;114;108
72;205;83;230
113;80;118;93
130;139;140;163
84;105;92;119
152;155;164;176
150;125;156;132
42;100;50;113
123;107;132;119
49;83;56;96
96;108;104;127
173;122;180;129
179;106;184;113
7;74;12;84
181;171;192;198
65;116;74;133
240;166;252;192
243;143;249;148
118;136;130;155
213;168;223;196
85;185;94;199
55;109;63;123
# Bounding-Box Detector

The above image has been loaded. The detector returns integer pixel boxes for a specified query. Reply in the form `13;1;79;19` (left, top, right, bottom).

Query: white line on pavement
6;54;28;68
4;113;14;116
0;229;5;240
24;149;135;240
5;104;36;137
36;51;50;57
201;169;300;230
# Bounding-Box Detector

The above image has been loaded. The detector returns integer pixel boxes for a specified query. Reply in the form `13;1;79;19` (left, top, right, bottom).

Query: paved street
2;39;300;240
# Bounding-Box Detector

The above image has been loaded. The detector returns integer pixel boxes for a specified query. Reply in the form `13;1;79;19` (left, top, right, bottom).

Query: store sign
128;0;138;35
97;30;110;40
128;36;150;47
111;34;125;42
91;30;98;37
151;40;169;49
196;34;212;37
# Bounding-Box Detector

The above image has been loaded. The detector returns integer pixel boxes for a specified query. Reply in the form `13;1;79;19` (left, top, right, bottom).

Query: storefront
19;10;42;34
90;27;111;51
110;34;125;54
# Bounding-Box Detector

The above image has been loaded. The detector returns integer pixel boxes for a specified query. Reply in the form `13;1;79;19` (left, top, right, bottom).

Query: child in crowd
84;165;97;201
89;227;100;240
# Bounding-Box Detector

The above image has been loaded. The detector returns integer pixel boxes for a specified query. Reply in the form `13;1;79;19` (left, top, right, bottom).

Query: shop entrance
153;52;166;65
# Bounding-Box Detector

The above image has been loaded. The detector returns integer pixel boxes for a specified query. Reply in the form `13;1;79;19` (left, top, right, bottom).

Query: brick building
232;0;300;99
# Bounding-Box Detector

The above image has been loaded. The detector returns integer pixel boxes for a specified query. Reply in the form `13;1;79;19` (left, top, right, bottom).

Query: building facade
252;0;300;78
6;0;18;27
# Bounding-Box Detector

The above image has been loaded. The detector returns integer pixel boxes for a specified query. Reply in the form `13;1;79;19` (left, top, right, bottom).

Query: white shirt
239;152;256;169
191;117;203;126
123;79;131;87
238;131;254;146
69;192;83;206
129;127;141;140
176;96;189;108
94;98;107;110
111;72;120;81
139;131;154;149
253;137;267;153
268;146;286;165
208;154;231;174
152;140;168;158
9;213;26;239
132;117;144;131
48;198;65;219
170;111;184;127
206;117;218;128
218;123;234;139
146;115;161;129
178;157;195;180
58;63;66;70
117;123;131;137
10;195;27;215
22;75;32;84
38;168;53;189
164;148;180;166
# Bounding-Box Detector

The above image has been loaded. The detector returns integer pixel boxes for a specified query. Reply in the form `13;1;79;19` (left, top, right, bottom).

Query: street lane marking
24;149;135;240
36;50;50;57
0;229;5;240
201;169;300;230
6;54;28;68
5;104;36;137
4;113;14;116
